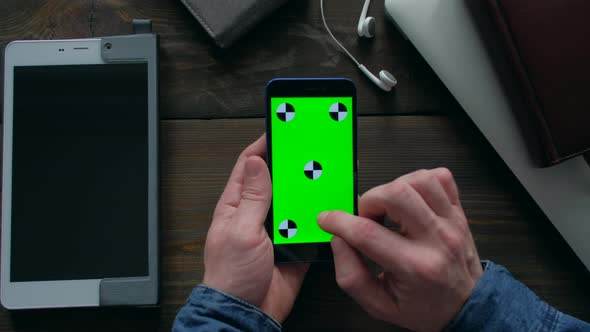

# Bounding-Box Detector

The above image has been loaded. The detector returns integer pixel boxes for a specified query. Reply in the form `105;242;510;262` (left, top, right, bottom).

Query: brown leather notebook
484;0;590;166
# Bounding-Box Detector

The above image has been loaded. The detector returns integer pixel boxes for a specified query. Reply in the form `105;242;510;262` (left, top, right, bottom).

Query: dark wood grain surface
1;0;589;331
0;0;459;119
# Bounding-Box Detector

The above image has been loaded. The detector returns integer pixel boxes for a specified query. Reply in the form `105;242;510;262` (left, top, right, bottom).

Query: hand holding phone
202;135;308;323
266;78;358;262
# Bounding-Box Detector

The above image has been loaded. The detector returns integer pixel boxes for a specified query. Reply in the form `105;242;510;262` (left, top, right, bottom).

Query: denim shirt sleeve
172;285;281;332
446;261;590;332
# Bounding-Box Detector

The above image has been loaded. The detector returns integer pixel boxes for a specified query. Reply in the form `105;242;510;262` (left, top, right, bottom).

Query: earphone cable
320;0;361;67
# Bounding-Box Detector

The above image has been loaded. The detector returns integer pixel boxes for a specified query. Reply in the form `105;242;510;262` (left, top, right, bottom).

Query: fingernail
317;211;329;224
245;157;261;178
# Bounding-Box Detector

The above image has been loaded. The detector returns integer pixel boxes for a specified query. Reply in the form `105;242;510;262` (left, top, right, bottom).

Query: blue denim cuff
173;284;281;332
445;260;557;331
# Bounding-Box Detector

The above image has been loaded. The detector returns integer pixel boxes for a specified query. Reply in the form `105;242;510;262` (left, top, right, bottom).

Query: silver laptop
384;0;590;270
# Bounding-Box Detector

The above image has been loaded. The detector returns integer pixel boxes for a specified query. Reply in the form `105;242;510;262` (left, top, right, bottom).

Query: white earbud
357;0;376;38
320;0;398;91
358;65;398;91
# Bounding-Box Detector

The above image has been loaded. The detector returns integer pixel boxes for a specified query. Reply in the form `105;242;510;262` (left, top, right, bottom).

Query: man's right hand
318;168;483;332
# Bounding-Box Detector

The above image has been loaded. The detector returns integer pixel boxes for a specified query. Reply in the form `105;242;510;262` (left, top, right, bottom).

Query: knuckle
449;207;470;235
413;169;429;178
455;215;470;236
446;234;465;256
227;227;263;251
385;180;412;200
239;233;264;251
437;226;466;256
353;218;379;243
421;171;439;188
236;152;249;165
414;253;447;284
336;271;365;292
410;169;438;188
435;167;454;184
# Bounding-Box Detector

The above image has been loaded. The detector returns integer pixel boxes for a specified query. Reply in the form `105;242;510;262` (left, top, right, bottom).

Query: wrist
444;261;551;331
202;270;268;309
194;285;281;330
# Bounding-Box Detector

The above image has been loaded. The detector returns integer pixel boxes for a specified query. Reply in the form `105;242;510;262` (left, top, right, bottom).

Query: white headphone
357;0;376;38
320;0;398;91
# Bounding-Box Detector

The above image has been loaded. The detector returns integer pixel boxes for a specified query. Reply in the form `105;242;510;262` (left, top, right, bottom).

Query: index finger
318;210;413;275
359;180;436;238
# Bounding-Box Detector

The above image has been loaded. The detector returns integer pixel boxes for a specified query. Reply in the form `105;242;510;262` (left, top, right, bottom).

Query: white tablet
1;33;159;309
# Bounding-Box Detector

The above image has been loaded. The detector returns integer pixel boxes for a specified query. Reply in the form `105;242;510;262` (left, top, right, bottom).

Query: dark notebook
484;0;590;166
181;0;287;48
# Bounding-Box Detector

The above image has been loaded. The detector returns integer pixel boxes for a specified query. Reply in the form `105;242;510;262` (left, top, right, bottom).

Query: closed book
484;0;590;166
180;0;287;48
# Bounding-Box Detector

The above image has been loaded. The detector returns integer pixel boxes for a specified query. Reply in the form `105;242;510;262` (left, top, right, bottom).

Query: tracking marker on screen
278;220;298;239
329;102;348;121
304;161;323;180
276;103;295;122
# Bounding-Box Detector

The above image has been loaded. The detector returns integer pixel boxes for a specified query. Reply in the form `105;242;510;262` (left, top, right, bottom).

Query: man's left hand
203;134;309;323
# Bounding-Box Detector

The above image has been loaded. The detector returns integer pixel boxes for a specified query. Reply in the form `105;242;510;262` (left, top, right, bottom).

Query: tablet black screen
10;64;149;282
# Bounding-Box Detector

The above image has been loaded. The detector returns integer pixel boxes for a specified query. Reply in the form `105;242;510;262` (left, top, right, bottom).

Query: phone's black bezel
265;78;358;263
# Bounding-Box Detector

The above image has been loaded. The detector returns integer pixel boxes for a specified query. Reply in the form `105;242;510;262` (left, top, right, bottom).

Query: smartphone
265;78;358;262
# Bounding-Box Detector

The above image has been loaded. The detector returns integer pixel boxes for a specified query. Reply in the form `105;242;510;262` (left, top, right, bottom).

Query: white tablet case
1;21;160;308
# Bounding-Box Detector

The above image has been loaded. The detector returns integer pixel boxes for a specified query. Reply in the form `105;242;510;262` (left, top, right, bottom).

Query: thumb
235;156;272;227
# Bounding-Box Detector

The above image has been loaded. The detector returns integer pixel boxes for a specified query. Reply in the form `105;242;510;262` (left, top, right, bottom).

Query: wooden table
1;1;589;331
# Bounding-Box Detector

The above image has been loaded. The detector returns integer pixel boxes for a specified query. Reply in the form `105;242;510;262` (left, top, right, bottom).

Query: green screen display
270;97;354;244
